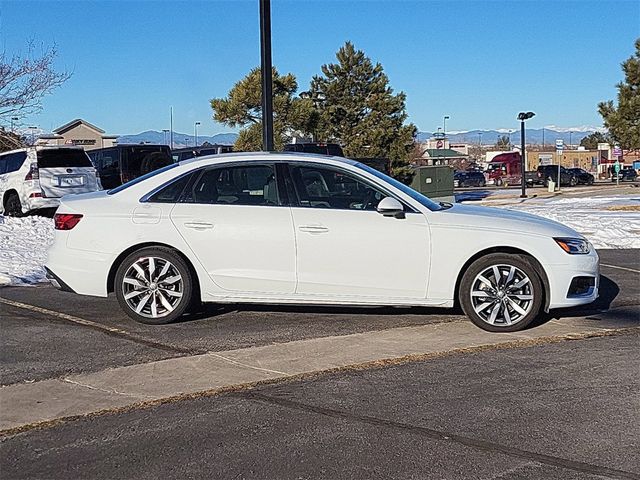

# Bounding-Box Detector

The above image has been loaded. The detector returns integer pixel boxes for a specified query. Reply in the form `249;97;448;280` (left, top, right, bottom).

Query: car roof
180;151;358;168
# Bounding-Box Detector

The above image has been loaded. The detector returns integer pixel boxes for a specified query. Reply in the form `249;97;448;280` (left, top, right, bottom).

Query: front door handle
184;221;214;230
299;225;329;234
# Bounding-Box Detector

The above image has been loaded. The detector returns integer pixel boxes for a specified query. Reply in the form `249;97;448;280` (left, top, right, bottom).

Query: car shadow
530;274;624;328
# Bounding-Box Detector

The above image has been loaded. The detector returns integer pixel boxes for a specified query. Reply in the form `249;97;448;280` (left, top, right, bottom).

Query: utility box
410;166;454;202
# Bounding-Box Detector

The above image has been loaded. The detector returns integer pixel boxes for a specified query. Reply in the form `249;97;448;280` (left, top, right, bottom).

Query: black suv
567;168;594;185
536;165;577;187
611;167;638;182
454;170;486;187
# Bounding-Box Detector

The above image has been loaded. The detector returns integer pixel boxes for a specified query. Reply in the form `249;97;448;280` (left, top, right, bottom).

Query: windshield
354;163;443;211
107;163;179;195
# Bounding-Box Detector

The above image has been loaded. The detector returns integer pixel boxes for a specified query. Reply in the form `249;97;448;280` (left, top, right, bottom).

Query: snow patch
0;215;55;286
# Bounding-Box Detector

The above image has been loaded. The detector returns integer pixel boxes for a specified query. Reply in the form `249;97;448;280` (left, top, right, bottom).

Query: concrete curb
1;316;638;435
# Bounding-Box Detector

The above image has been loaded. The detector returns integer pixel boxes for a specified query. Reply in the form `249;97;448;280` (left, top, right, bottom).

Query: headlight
554;237;590;254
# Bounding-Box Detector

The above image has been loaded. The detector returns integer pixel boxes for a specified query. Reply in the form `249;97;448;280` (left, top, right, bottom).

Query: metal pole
194;122;200;147
170;107;174;150
520;121;527;198
259;0;274;151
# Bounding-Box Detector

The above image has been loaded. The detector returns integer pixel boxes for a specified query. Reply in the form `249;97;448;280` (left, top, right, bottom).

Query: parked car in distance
0;146;100;216
172;145;233;162
454;170;486;188
567;168;594;185
525;171;543;186
611;167;638;182
46;152;599;333
536;165;578;187
284;142;344;157
87;145;173;190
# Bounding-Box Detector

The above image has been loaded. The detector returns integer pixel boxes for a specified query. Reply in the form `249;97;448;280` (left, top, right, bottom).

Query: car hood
429;203;582;238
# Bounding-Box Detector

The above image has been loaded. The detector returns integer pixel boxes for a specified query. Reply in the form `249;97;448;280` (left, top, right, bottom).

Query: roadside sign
539;154;553;166
614;161;621;173
436;140;444;149
597;142;610;151
555;139;564;153
613;145;622;157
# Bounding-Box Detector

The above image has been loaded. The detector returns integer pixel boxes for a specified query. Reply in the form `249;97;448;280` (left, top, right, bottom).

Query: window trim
284;161;418;213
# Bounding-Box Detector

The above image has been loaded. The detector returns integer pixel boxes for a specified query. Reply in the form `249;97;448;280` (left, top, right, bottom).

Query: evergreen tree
598;38;640;150
309;42;416;182
211;67;317;151
579;131;611;150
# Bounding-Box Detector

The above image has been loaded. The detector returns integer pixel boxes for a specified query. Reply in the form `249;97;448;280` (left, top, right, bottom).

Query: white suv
0;146;100;216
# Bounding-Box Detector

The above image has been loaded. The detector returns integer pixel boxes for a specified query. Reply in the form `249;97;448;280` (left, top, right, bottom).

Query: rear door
36;149;99;198
170;162;296;294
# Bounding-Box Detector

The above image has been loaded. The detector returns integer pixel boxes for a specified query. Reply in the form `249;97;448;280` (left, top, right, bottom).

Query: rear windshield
37;149;93;168
124;147;172;175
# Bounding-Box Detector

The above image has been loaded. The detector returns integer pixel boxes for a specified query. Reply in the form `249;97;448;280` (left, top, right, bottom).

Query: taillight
29;192;43;198
24;162;39;180
54;213;83;230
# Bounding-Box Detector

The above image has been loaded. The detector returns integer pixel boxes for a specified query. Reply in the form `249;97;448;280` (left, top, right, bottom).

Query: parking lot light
517;111;535;198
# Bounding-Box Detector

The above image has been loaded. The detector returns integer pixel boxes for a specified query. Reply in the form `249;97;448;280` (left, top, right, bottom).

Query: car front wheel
459;253;543;332
4;193;23;217
115;247;195;324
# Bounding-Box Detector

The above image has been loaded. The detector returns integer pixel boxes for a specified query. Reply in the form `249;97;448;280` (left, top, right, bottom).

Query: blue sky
1;0;638;136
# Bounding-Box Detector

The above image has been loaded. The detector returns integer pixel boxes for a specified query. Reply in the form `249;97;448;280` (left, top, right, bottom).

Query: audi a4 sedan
46;153;599;332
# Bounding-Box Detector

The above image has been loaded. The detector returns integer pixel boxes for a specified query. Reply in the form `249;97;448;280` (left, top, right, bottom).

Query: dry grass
605;205;640;211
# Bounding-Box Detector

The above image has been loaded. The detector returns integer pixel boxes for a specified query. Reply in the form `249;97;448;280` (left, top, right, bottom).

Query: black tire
458;181;465;188
115;247;195;324
3;192;23;217
569;176;577;187
459;253;543;333
481;180;486;187
587;177;594;185
495;178;503;187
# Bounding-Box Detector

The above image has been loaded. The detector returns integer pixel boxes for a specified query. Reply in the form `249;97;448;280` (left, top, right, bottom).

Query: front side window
290;164;386;210
185;164;279;206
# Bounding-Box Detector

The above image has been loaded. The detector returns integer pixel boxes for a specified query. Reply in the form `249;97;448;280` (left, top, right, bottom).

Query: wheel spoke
123;277;146;288
506;297;528;316
492;266;502;287
160;288;182;298
474;301;495;314
157;291;175;312
510;277;530;290
509;294;533;301
150;292;158;317
132;263;147;281
503;305;512;325
158;261;171;281
477;275;494;289
124;289;146;300
160;275;182;285
135;293;152;313
505;266;516;286
488;303;501;324
148;257;156;280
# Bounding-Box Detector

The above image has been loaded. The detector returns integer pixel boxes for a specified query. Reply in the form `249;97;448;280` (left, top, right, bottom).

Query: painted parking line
0;297;197;355
600;263;640;275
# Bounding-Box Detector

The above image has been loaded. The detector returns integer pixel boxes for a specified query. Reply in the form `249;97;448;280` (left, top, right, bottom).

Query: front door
170;163;296;294
287;163;430;300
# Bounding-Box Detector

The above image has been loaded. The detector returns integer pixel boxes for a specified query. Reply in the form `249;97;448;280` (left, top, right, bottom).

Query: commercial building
36;119;118;150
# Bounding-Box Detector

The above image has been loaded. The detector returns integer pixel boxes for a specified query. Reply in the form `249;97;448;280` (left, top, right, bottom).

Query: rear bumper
45;234;113;297
24;196;60;212
44;267;76;293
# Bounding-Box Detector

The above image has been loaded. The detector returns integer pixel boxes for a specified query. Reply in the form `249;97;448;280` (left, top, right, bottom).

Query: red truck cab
486;152;522;186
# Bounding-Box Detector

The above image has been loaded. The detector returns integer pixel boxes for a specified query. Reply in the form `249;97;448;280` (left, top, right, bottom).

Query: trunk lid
36;148;100;198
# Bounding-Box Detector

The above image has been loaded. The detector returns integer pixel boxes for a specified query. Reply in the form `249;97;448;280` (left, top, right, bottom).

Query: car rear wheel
495;178;503;186
459;253;543;332
3;193;23;217
115;247;195;324
569;176;577;187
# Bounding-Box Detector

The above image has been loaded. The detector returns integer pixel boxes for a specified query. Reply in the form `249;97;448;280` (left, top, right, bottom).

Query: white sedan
46;153;599;332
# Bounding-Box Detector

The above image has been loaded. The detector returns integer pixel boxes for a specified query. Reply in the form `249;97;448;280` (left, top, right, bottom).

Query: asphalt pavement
1;333;638;479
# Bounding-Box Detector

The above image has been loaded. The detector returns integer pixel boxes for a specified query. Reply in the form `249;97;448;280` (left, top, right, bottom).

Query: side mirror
377;197;405;218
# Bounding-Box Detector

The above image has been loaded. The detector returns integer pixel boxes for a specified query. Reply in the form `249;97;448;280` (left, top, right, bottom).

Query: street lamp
10;117;19;133
517;111;535;198
569;131;573;150
478;132;482;145
194;121;201;147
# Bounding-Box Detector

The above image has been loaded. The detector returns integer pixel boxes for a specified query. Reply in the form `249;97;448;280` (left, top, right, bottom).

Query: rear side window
124;147;172;176
107;163;179;195
37;149;92;168
145;172;193;203
0;152;27;174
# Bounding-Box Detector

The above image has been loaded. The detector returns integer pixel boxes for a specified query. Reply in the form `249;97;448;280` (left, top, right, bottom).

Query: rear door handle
299;225;329;234
184;221;214;230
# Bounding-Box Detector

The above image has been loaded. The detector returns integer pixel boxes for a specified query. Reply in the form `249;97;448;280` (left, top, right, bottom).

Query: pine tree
309;42;416;182
211;67;317;151
579;131;611;150
598;38;640;150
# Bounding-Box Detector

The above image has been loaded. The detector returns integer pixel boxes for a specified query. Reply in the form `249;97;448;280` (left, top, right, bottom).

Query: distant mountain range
115;126;603;148
116;130;238;147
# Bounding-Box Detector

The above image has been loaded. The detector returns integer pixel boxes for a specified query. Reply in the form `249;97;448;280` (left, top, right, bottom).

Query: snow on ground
484;195;640;249
0;215;54;286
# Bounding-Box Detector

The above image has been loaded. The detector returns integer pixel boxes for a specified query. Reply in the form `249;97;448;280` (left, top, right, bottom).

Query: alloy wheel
469;264;534;327
121;256;184;319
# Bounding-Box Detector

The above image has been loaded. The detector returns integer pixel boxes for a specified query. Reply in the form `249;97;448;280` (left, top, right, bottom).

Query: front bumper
546;249;600;309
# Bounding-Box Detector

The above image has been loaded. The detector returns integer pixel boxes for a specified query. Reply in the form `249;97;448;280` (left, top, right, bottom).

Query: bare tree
0;41;71;123
0;128;25;152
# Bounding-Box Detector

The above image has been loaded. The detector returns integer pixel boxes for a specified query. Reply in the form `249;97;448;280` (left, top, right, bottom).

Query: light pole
28;126;38;145
517;111;535;198
443;116;450;145
478;132;482;145
10;117;19;133
194;121;201;147
170;107;174;150
162;129;169;145
259;0;274;151
569;131;573;150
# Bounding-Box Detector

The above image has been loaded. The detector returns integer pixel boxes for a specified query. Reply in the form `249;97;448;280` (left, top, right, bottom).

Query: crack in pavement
240;392;640;480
